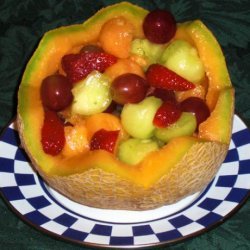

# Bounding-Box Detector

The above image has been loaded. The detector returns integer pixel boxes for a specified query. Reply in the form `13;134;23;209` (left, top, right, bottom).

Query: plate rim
0;114;249;249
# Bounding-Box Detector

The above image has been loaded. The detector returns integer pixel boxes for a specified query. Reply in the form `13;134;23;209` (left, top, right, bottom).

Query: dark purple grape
111;73;148;105
41;74;73;111
143;10;176;44
148;87;176;103
180;97;210;127
103;101;117;113
80;44;103;53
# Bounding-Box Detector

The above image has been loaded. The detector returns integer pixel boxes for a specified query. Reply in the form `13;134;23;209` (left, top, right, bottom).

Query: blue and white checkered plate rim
0;114;249;248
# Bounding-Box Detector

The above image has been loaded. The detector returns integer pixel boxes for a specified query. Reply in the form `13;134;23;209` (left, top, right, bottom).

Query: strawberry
153;101;181;128
41;110;65;155
146;64;195;91
62;51;117;84
90;129;120;153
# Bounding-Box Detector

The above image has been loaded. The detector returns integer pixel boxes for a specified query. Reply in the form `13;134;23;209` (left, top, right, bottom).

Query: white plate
0;115;249;248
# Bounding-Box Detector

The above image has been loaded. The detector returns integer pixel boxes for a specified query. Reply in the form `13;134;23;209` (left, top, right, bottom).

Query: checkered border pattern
0;115;249;247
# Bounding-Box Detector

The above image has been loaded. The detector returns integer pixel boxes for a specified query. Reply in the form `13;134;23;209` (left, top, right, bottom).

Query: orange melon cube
62;121;89;157
85;113;129;142
99;17;134;58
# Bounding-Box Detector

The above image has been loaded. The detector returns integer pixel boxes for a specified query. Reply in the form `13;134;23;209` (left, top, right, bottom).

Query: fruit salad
39;8;212;164
17;2;234;210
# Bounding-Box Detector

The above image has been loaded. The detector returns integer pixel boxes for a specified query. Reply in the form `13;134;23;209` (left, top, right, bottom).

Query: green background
0;0;249;249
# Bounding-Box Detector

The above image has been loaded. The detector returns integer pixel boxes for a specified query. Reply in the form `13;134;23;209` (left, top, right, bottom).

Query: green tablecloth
0;0;249;249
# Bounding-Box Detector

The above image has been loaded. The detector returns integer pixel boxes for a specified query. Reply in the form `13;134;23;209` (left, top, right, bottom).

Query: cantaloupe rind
39;141;228;210
17;2;234;210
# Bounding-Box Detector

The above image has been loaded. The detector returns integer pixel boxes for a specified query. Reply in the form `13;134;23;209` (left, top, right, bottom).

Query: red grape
180;97;210;127
111;73;148;104
80;44;103;53
40;74;73;111
148;87;176;103
143;10;176;44
103;101;117;113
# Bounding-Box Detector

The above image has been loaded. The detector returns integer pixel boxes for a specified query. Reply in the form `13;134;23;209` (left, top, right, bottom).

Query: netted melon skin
38;141;228;210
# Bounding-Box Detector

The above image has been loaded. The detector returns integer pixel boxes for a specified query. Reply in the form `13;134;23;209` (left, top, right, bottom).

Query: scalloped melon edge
36;140;228;210
17;2;234;210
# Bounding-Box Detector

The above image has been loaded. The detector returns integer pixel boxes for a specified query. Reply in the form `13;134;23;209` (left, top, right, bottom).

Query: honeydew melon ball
160;39;205;83
118;138;159;165
121;96;162;139
131;38;166;68
71;71;112;115
155;112;197;142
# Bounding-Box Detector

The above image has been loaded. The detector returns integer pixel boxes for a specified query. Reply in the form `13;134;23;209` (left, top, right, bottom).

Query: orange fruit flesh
99;17;134;58
105;58;145;81
62;121;89;157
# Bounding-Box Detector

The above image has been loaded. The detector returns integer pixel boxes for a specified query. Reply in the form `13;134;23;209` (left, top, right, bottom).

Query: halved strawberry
153;101;182;128
90;129;120;153
41;110;65;155
62;51;117;84
146;64;195;91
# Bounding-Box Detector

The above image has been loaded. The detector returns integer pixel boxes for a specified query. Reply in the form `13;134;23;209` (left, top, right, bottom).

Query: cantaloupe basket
17;2;234;210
